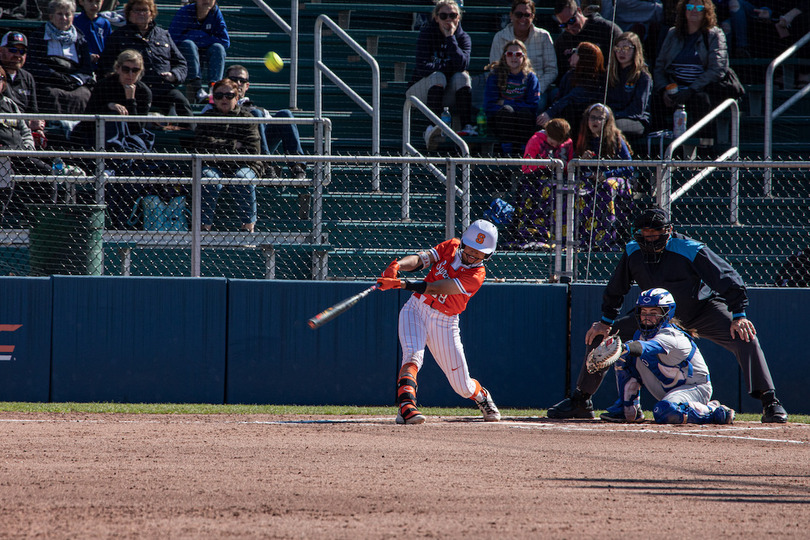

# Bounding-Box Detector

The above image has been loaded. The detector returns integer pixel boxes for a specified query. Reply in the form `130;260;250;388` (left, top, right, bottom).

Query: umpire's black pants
577;299;776;399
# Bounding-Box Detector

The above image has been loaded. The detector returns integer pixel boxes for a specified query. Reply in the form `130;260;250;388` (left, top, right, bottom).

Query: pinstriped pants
398;295;477;398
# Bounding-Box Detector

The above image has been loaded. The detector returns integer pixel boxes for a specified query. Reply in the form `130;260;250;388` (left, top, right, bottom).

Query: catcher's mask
632;208;672;263
461;219;498;261
635;287;676;339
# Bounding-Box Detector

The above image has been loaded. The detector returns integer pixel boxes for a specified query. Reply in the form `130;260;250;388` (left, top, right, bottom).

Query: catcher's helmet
635;287;676;338
461;219;498;258
632;208;672;262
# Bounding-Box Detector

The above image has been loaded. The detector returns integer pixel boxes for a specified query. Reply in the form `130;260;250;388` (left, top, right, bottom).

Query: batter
376;220;501;424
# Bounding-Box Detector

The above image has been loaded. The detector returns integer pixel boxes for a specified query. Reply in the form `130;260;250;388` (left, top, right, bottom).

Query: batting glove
382;259;400;278
376;277;402;290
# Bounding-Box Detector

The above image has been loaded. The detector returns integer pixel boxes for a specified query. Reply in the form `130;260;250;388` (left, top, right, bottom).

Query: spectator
750;2;810;68
407;0;474;151
74;0;112;66
507;118;573;250
774;247;810;287
537;41;606;139
0;64;52;226
78;49;152;228
0;32;46;148
483;40;540;155
101;0;192;117
169;0;229;104
552;0;622;84
195;78;265;232
574;103;634;251
547;206;789;424
606;31;652;137
489;0;557;111
600;287;736;424
26;0;95;115
653;0;742;132
601;0;664;37
216;64;305;179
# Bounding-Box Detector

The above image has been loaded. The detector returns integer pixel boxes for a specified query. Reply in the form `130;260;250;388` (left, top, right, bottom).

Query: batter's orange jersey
415;238;486;316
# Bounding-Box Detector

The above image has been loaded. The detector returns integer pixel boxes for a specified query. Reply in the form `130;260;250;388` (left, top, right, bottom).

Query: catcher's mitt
586;335;623;374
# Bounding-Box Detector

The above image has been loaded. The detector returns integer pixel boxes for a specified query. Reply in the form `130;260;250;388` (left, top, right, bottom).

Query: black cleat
547;390;595;419
761;400;788;423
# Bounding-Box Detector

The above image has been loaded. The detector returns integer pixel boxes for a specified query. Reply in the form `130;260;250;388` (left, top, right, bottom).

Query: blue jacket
544;70;606;120
606;66;652;125
581;136;633;178
169;2;230;49
483;70;540;115
74;12;112;57
600;232;749;325
409;19;470;85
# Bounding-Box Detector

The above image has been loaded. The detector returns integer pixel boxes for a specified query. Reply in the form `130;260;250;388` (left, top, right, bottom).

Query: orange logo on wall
0;324;22;361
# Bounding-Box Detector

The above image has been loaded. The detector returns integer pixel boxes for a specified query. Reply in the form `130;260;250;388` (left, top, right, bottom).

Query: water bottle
673;105;687;139
440;107;452;140
52;157;64;175
476;108;487;137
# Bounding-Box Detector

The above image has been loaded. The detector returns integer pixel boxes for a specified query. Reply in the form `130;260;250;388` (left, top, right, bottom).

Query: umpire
548;207;788;423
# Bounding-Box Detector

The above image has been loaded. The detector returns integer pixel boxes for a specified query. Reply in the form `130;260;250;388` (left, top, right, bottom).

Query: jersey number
436;294;448;304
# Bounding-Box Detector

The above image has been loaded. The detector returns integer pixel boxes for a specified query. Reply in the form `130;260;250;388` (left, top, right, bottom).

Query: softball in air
264;51;284;73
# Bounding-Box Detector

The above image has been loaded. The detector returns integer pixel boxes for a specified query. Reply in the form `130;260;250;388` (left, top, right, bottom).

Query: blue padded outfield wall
0;276;804;414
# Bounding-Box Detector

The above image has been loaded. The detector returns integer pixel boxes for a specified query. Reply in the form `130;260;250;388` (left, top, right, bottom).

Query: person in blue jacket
483;39;540;155
169;0;229;104
406;0;474;151
547;206;789;424
74;0;112;67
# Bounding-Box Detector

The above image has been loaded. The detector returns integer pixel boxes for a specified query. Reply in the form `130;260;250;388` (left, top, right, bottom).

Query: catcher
588;288;735;424
376;220;501;425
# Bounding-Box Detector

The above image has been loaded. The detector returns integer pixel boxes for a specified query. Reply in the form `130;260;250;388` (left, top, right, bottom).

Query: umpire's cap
633;208;671;230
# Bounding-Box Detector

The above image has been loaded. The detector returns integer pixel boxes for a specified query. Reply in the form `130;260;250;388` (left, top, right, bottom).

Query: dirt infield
2;413;809;539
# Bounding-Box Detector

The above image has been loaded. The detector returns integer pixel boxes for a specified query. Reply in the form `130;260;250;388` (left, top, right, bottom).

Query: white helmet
461;219;498;257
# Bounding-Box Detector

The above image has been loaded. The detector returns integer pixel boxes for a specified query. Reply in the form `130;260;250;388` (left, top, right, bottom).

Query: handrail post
191;155;202;277
445;161;456;240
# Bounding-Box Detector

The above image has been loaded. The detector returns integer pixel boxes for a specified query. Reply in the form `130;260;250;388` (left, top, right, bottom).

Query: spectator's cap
633;208;671;230
0;32;27;48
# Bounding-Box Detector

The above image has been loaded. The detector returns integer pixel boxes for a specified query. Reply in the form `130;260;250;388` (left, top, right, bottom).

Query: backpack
127;195;188;231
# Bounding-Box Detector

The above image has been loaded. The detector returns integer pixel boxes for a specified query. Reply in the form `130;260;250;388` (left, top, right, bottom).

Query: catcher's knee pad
653;400;687;424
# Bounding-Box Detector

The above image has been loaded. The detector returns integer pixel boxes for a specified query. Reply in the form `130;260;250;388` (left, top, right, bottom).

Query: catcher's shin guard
654;400;735;425
615;358;643;421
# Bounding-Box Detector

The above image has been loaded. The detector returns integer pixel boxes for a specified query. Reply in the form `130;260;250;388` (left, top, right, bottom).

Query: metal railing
764;31;810;195
659;98;740;222
252;0;299;110
314;14;381;189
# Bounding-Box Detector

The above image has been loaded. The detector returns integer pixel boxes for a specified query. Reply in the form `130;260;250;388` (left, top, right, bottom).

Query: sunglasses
558;15;577;28
0;75;5;82
505;50;525;58
119;65;141;74
228;76;248;84
6;46;26;55
614;45;635;53
213;91;236;100
685;3;705;11
512;11;532;19
437;11;458;20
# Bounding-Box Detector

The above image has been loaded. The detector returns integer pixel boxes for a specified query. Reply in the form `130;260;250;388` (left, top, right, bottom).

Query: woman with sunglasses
605;32;652;137
407;0;474;151
483;40;539;155
75;49;153;228
489;0;556;112
195;78;265;232
653;0;740;132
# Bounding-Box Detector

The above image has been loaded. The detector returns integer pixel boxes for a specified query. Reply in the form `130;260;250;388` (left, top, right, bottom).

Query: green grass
0;402;806;423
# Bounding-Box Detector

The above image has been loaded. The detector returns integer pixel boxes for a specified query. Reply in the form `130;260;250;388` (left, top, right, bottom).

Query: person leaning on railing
195;78;265;233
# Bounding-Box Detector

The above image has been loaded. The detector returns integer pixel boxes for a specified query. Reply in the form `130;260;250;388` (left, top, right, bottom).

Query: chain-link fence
1;110;808;286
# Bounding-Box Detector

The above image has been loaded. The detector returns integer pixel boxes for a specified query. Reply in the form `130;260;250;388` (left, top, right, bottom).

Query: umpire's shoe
547;389;595;419
762;399;788;424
